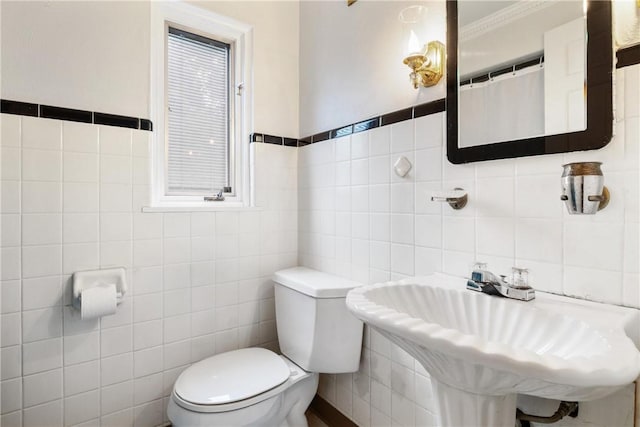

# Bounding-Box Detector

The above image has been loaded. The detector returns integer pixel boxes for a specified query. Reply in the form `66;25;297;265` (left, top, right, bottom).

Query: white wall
0;0;299;138
0;1;150;119
0;115;298;426
298;64;640;426
299;0;446;137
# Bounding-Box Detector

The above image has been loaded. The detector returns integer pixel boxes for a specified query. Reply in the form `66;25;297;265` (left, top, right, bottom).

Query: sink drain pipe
516;401;579;427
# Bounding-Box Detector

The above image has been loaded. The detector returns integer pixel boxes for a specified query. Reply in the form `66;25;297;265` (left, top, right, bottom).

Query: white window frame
150;1;252;209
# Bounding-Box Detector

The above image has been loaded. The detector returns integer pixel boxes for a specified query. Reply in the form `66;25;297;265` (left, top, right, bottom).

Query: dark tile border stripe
41;105;92;123
1;99;38;117
300;98;446;145
1;99;153;131
250;132;301;147
617;44;640;69
309;395;358;427
380;106;413;126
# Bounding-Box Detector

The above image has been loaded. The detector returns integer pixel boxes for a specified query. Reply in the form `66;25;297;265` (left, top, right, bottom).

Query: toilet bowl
167;348;319;427
167;267;363;427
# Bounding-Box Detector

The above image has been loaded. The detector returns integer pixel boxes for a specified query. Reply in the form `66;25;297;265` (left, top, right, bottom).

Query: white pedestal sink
346;273;640;427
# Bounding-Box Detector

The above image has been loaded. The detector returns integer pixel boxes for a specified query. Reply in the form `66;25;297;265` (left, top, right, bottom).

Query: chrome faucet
466;263;535;301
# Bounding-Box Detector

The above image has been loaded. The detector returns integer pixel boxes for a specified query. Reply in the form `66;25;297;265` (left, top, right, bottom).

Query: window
150;2;252;208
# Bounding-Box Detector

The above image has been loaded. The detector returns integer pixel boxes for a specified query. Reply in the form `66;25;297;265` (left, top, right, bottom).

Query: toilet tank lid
174;348;290;406
273;267;362;298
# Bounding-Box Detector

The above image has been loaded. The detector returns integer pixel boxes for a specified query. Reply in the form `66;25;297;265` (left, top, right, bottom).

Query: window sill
142;204;262;213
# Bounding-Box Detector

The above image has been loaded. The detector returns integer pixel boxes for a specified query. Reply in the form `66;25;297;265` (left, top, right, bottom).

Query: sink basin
346;273;640;427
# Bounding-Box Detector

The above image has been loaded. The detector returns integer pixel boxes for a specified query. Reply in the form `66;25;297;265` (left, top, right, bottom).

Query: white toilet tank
273;267;364;373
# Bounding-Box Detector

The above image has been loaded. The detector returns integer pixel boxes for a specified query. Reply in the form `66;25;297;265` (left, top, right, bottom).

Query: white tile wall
0;114;297;426
299;65;640;426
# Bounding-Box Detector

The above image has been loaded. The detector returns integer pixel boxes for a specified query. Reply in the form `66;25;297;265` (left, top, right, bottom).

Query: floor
306;410;330;427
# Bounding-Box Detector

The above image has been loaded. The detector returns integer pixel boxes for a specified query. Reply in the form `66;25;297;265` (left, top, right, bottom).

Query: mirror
446;0;613;164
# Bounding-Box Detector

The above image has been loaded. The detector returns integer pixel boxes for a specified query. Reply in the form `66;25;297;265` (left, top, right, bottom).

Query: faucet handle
510;267;530;289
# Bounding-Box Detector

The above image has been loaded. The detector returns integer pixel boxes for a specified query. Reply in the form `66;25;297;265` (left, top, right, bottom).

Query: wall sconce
399;5;445;89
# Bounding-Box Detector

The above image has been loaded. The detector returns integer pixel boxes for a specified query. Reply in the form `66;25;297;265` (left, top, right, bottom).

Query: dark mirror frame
446;0;613;164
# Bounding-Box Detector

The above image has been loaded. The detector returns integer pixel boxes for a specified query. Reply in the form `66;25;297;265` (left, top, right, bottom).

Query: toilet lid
174;348;291;405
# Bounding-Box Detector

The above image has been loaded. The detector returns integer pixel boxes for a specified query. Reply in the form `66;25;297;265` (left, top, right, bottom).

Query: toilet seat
172;348;304;414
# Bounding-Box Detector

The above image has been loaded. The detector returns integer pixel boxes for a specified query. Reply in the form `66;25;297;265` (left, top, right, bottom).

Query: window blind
167;27;230;195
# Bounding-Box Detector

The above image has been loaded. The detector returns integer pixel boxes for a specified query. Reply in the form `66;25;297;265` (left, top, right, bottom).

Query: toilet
167;267;364;427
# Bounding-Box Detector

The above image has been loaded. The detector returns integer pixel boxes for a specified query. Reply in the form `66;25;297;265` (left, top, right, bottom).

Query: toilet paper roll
81;284;118;319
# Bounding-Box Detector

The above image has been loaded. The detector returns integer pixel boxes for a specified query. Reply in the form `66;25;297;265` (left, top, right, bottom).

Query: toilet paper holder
72;267;127;310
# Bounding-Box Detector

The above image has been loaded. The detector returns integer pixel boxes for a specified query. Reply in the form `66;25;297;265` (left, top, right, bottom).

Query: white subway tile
99;126;131;156
23;368;63;407
63;306;99;337
100;241;132;268
477;217;514;258
132;398;163;427
101;353;133;386
191;212;215;236
163;340;191;370
391;214;413;245
1;312;21;347
100;154;132;184
1;378;22;413
1;180;21;213
63;214;98;244
23;276;63;310
1;280;21;314
564;266;623;305
101;381;133;416
133;293;162;323
163;237;190;264
23;399;63;427
63;360;100;396
22;117;61;150
23;245;62;278
63;243;98;274
1;214;21;247
64;389;100;426
63;152;98;182
351;132;369;159
134;320;163;351
335;135;351;161
1;345;21;380
63;122;98;153
1;248;21;280
23;149;61;181
564;222;623;271
163;213;190;238
390;183;414;213
415;246;442;276
132;130;151;157
22;214;62;246
24;181;62;213
133;239;162;268
164;314;191;343
23;307;62;342
101;325;133;357
1;114;21;147
101;213;132;241
134;373;163;406
64;332;100;366
63;182;97;213
515;219;562;264
1;147;20;180
415;113;444;150
22;338;62;375
390;244;414;276
100;183;132;212
415;148;441;182
390;121;414;154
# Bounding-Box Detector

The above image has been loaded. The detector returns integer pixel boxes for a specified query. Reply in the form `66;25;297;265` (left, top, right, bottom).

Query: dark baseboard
309;395;358;427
